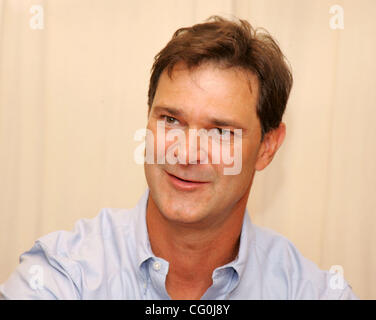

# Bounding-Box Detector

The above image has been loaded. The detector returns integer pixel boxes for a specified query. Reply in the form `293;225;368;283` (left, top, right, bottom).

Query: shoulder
37;207;138;257
247;224;357;299
251;224;313;271
35;207;139;291
33;206;142;281
0;207;141;299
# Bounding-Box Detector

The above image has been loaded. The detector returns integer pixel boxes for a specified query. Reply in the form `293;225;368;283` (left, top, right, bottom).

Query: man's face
144;62;263;227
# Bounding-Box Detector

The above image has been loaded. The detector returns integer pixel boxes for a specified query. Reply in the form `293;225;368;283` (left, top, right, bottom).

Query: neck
146;190;250;299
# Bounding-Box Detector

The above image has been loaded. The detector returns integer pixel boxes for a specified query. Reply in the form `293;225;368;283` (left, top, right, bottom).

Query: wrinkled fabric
0;189;358;300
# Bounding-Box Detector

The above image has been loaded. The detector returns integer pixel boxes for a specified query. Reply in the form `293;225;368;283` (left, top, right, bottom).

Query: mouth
165;171;209;191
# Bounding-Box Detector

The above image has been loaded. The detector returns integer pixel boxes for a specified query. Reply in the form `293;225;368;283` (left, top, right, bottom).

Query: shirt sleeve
338;285;359;300
0;241;81;300
323;271;360;300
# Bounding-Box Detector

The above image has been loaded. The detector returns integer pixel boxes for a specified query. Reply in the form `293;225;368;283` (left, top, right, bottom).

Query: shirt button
153;261;161;271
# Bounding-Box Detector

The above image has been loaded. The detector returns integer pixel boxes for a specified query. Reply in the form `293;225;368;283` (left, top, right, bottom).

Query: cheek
145;123;173;164
241;140;259;174
147;122;179;162
221;138;258;177
209;136;249;175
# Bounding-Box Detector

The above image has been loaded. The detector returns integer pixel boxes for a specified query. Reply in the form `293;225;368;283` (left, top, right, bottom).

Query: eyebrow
152;105;246;130
208;117;244;129
152;105;184;118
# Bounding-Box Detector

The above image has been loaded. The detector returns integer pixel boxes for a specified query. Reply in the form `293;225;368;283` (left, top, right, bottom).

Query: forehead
151;62;260;129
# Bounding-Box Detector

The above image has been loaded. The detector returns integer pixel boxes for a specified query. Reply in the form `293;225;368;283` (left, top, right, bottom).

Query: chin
158;198;209;225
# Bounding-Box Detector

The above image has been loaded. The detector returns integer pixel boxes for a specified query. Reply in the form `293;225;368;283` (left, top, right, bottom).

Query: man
0;16;358;299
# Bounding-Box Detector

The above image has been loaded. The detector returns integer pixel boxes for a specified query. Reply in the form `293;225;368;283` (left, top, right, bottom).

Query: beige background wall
0;0;375;299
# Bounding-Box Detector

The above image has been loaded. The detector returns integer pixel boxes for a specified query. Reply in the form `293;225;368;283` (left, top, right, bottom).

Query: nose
173;129;209;165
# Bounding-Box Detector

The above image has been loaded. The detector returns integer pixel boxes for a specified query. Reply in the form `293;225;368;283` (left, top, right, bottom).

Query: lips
171;174;206;183
165;171;209;191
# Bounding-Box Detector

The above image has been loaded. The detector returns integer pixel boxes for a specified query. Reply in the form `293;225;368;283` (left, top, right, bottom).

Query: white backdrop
0;0;375;299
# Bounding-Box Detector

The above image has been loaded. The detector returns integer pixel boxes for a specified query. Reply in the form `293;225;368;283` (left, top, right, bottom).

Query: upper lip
166;171;209;183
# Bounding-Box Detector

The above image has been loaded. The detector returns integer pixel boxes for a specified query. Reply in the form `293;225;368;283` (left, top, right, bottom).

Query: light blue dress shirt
0;189;358;299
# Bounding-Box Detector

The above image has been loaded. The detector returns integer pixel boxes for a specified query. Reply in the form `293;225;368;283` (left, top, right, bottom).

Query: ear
255;122;286;171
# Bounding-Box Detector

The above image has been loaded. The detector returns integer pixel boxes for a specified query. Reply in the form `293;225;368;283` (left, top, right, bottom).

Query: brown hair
147;16;293;141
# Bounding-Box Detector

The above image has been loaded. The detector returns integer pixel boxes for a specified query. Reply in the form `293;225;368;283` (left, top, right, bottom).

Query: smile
165;171;209;191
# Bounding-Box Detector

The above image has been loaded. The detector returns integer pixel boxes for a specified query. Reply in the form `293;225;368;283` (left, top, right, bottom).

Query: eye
215;128;233;136
163;115;179;125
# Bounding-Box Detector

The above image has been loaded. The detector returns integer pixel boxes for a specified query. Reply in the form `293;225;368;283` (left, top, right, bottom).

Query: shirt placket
147;258;170;299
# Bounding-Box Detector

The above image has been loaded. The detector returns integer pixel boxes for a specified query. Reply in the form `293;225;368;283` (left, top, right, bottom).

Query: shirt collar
219;208;255;280
134;188;254;282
